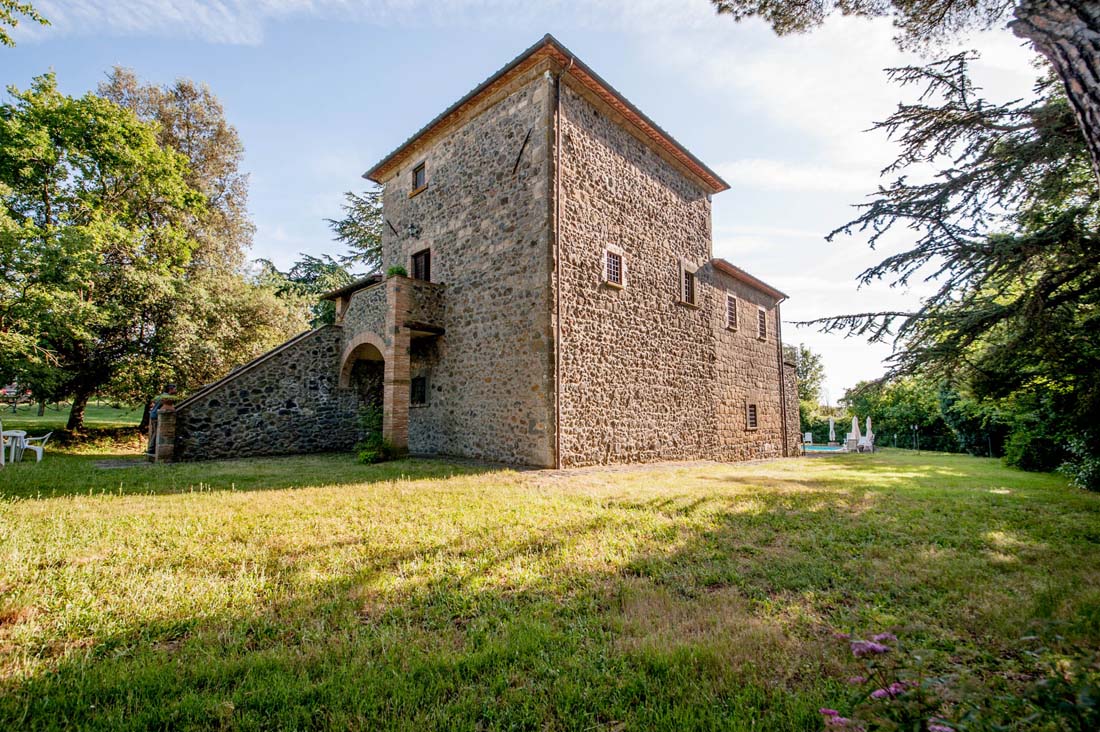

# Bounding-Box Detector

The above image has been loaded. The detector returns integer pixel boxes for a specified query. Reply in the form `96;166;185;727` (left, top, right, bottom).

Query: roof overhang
363;34;729;194
320;273;383;301
711;258;788;301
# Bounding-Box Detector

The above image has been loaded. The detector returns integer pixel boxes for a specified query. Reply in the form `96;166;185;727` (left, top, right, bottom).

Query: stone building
163;34;800;468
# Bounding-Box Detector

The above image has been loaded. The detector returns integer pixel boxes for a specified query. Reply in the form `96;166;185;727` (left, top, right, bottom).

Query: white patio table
2;429;26;463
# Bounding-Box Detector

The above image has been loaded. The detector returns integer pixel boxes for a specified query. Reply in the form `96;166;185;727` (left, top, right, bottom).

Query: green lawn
1;449;1098;730
0;402;142;432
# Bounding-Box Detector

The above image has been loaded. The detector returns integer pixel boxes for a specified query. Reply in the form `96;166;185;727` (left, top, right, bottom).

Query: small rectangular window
757;308;767;340
410;376;427;406
682;269;695;305
412;162;426;191
746;403;758;430
411;249;431;282
726;294;738;329
606;250;622;286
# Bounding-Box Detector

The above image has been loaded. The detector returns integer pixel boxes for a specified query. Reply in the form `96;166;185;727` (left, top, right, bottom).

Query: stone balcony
333;274;446;341
403;277;446;337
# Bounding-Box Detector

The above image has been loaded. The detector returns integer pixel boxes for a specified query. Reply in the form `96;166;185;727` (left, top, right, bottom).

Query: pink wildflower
870;682;907;700
833;631;852;640
871;632;898;643
928;724;954;732
847;676;866;685
819;709;840;718
824;716;852;727
850;640;890;657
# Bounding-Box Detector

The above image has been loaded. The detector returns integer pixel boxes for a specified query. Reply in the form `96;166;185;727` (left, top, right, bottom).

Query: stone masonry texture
174;326;358;461
169;48;797;468
374;69;556;466
556;82;792;466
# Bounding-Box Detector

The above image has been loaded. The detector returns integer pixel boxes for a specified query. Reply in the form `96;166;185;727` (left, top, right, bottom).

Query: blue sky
6;1;1039;401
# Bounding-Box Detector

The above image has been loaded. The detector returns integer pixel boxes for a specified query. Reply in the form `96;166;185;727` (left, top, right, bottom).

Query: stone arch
338;332;388;388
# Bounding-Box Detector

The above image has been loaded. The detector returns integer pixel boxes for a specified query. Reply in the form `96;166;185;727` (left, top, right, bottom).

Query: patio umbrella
828;417;835;442
866;416;873;437
851;416;861;441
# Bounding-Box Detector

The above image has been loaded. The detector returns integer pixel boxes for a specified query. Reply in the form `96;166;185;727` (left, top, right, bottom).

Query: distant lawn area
1;402;145;454
1;449;1098;730
0;401;142;431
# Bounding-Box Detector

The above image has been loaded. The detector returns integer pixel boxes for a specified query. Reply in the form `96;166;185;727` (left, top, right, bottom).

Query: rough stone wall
783;361;801;455
708;269;788;462
405;278;446;326
378;70;556;467
342;282;389;350
174;326;358;460
557;82;789;466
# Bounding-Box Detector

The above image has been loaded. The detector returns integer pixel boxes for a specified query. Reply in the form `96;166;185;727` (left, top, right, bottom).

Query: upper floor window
680;260;697;306
411;162;427;193
757;307;767;340
411;248;431;282
606;250;622;286
726;294;738;330
603;246;626;288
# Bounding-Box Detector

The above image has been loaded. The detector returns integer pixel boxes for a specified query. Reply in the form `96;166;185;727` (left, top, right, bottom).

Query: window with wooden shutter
412;249;431;282
746;403;758;430
726;294;738;329
757;307;767;340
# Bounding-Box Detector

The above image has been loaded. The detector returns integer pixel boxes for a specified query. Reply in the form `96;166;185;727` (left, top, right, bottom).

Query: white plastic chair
22;432;52;462
803;432;813;444
857;434;875;453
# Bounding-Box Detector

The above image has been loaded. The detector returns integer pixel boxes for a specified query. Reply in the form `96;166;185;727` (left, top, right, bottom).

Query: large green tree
0;1;46;47
784;342;827;432
256;254;356;328
784;342;826;405
812;54;1099;483
97;69;304;420
710;1;1100;188
0;73;205;429
326;187;383;273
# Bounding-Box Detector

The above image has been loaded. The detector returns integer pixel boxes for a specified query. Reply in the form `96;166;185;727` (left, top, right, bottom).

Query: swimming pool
804;445;846;453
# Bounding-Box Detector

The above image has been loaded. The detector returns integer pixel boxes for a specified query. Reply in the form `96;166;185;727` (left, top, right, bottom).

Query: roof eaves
320;273;383;301
363;33;729;194
711;258;788;301
363;34;555;184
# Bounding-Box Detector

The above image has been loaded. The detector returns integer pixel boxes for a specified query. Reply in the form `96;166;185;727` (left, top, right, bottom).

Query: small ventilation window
606;250;623;286
726;294;738;329
757;308;767;340
412;248;431;282
410;376;427;406
746;403;759;430
682;269;695;305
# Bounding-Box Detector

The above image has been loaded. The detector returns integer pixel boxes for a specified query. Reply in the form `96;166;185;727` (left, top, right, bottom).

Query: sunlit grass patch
0;449;1098;729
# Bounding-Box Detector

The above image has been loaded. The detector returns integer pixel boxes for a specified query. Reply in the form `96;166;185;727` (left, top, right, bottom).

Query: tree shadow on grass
2;465;1099;730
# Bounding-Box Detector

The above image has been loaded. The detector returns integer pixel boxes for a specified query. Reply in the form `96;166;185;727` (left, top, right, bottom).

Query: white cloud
714;224;825;239
718;158;874;193
23;0;723;45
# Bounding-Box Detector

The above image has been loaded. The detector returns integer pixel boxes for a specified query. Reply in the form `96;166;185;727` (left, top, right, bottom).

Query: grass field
1;403;146;455
0;403;142;432
1;449;1098;730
